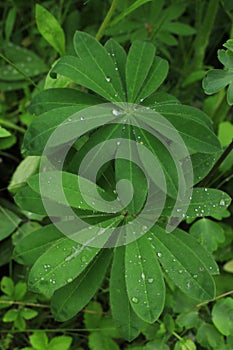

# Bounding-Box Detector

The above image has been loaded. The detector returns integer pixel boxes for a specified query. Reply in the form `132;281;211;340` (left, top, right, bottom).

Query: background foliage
0;0;233;349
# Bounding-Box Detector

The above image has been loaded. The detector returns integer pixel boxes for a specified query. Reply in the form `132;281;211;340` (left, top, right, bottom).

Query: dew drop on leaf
148;278;154;284
131;297;139;304
220;199;225;206
67;278;73;283
105;76;111;82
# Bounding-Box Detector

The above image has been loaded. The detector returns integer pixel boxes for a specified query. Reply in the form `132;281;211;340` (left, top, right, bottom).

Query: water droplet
80;116;84;121
148;278;154;284
81;256;87;263
68;118;72;122
105;76;111;82
193;274;198;278
115;67;118;71
220;199;225;206
199;266;204;272
204;188;208;192
112;109;121;116
141;273;145;280
138;255;142;259
186;281;191;289
116;141;121;146
157;252;162;258
67;278;73;283
179;269;183;274
209;266;213;270
131;297;139;304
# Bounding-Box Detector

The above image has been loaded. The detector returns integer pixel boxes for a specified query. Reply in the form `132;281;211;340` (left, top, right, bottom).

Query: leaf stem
0;300;50;308
95;0;119;41
192;0;219;70
0;118;26;134
0;53;39;90
199;140;233;186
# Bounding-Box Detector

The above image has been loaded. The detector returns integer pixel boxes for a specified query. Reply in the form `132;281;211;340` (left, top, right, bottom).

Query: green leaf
223;260;233;273
135;56;169;103
163;188;231;220
51;31;125;101
166;22;196;36
88;332;120;350
29;332;48;350
104;39;127;90
212;298;233;336
190;219;225;253
84;301;102;329
218;121;233;147
51;249;112;321
21;308;38;320
28;171;116;212
110;0;152;26
3;309;18;322
8;156;40;193
0;42;48;81
28;217;121;296
110;246;143;341
0;126;11;138
14;281;27;300
0;132;16;150
149;226;216;301
14;185;48;216
0;207;21;241
49;336;72;350
22;105;117;156
1;276;14;296
13;224;63;266
196;323;224;349
125;235;165;323
29;88;103;116
115;125;148;214
5;7;17;41
203;69;233;94
174;338;196;350
126;41;155;102
35;4;65;56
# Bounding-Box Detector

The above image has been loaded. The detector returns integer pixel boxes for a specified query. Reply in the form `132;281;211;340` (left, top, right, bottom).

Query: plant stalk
95;0;119;41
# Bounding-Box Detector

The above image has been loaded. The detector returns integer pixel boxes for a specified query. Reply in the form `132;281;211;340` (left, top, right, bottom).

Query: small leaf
1;276;14;296
212;298;233;335
21;308;38;320
36;4;65;56
84;301;102;329
88;332;120;350
190;219;225;253
3;309;18;322
0;207;21;241
29;332;48;350
49;336;72;350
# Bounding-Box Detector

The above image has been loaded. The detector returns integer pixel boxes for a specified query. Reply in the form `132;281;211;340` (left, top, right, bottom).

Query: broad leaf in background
0;207;21;241
51;249;112;321
190;219;225;253
36;4;65;56
203;39;233;105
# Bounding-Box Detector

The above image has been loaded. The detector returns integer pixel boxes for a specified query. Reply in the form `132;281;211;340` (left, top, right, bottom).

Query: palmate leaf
149;226;216;301
125;235;165;323
51;249;112;321
29;88;103;115
163;187;231;219
28;217;121;297
51;31;125;102
126;41;155;102
110;245;143;341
